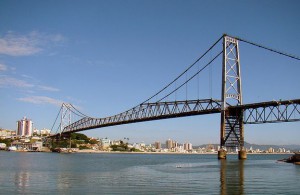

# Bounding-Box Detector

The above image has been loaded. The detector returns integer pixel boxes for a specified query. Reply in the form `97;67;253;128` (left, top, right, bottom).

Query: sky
0;0;299;145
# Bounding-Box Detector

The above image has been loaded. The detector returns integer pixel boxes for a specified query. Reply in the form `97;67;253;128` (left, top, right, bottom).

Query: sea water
0;152;299;194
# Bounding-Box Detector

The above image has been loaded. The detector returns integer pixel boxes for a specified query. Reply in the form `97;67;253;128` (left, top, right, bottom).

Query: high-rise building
166;139;173;149
172;141;178;149
184;142;193;151
17;117;33;136
166;139;179;151
154;141;161;149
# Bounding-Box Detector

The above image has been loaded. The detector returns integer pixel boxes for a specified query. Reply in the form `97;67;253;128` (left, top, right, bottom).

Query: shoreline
1;149;295;155
75;150;293;155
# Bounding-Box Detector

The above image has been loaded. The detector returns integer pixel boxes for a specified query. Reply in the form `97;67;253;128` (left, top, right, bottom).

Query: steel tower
219;35;246;159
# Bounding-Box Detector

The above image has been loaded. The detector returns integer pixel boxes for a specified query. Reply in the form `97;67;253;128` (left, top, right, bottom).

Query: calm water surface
0;152;299;194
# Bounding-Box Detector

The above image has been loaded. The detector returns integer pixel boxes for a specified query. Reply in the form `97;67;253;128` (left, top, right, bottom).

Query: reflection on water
14;171;30;193
220;159;244;195
14;154;31;193
57;173;71;190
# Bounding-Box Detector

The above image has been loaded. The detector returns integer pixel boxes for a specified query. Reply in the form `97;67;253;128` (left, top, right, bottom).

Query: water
0;152;299;194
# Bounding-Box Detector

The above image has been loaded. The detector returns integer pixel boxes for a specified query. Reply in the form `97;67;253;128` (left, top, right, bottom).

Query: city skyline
1;1;300;145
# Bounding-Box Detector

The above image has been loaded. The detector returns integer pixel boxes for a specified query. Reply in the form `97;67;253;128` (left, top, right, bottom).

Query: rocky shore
279;153;300;165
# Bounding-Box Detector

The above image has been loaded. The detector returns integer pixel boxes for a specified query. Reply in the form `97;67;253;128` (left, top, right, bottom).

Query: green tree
0;138;12;146
79;145;90;150
89;139;99;144
110;142;129;151
71;133;89;143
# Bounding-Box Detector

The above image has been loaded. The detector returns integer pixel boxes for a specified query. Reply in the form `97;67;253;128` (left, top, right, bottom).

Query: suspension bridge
50;34;300;159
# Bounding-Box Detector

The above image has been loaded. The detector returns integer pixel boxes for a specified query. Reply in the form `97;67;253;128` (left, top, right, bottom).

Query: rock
279;153;300;164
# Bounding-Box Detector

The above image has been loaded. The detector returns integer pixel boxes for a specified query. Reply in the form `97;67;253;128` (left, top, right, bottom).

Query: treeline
51;133;99;149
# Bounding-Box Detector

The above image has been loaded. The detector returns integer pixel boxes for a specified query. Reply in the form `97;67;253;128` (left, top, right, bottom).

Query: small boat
8;146;17;151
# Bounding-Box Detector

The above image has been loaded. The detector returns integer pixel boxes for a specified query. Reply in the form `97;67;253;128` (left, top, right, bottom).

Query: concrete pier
238;150;247;160
218;150;227;159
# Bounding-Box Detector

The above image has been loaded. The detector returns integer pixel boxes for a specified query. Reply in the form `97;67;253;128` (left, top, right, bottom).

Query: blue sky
0;0;299;145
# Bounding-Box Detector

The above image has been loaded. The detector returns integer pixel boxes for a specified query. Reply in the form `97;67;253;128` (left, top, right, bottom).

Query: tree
0;138;12;146
89;139;99;144
71;133;89;143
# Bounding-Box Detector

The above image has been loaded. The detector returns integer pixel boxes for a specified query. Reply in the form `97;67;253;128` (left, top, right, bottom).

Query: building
154;141;161;149
166;139;179;151
11;141;43;151
268;147;275;153
99;138;111;150
17;117;33;136
166;139;173;149
33;128;40;135
183;142;193;151
172;141;178;149
0;129;16;138
40;128;51;136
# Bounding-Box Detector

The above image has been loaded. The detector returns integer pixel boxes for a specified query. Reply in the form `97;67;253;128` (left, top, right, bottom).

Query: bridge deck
62;99;222;134
51;98;300;136
238;99;300;124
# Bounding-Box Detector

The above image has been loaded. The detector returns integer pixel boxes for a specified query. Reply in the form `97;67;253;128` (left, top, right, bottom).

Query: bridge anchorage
50;34;300;159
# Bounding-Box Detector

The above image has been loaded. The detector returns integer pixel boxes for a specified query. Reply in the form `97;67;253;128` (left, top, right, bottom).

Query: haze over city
1;0;300;145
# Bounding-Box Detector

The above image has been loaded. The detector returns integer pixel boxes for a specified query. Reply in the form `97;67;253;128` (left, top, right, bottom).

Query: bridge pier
218;149;247;160
238;149;247;160
218;149;227;159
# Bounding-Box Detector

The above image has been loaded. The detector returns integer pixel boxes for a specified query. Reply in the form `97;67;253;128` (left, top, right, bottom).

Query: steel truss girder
48;98;300;138
239;99;300;124
62;99;222;133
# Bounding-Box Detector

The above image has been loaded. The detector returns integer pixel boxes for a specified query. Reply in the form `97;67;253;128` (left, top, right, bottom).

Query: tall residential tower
17;117;33;136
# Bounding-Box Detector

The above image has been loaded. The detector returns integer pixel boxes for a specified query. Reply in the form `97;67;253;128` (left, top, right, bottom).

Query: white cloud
0;76;34;88
0;32;41;56
17;96;63;106
38;85;60;92
21;74;35;79
0;31;65;56
0;63;7;71
0;75;60;92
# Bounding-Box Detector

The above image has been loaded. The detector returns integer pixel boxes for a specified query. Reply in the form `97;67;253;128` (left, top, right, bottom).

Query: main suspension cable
234;36;300;61
69;104;90;118
141;35;224;104
51;105;62;132
157;50;223;102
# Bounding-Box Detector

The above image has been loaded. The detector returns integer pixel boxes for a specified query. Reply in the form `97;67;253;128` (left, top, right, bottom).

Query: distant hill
244;142;300;151
194;142;300;152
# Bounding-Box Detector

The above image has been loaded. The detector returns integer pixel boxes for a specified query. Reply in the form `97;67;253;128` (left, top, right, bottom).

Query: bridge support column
218;149;227;159
238;149;247;160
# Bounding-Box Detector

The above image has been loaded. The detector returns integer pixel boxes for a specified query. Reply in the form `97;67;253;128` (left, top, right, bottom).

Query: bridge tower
219;35;246;159
60;103;72;135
